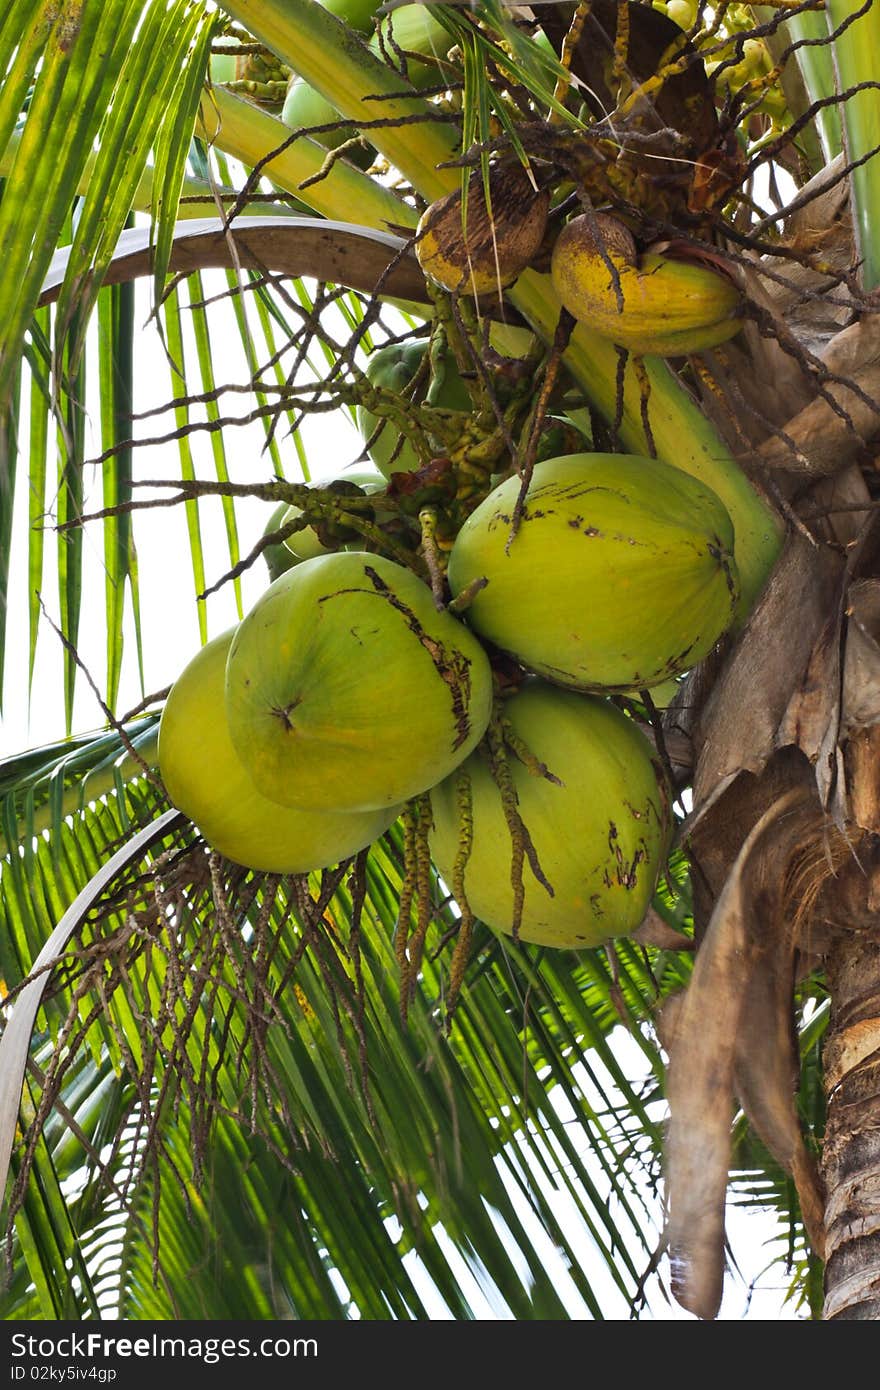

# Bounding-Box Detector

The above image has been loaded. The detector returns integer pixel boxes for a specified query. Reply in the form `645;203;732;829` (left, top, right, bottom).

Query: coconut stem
406;795;435;1020
499;718;563;786
418;506;447;608
630;354;657;459
395;794;435;1023
394;801;418;989
445;769;476;1029
446;576;487;615
551;1;593;117
425;324;455;408
508;306;576;551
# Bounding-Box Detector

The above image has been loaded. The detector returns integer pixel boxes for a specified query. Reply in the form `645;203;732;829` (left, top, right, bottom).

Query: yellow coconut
225;552;494;813
158;629;400;873
550;212;744;356
430;680;673;948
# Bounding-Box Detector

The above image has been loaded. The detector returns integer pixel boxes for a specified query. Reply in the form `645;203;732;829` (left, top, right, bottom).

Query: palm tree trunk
821;928;880;1319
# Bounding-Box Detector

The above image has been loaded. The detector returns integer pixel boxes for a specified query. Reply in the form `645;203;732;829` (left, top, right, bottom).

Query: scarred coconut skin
224;551;494;813
446;452;740;692
416;163;550;296
429;679;673;948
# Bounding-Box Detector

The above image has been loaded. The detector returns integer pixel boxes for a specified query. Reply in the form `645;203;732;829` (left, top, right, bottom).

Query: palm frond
827;0;880;289
1;767;692;1320
0;0;219;409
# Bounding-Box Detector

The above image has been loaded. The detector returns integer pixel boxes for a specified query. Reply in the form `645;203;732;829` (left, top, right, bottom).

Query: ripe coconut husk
550;211;744;356
416;162;550;297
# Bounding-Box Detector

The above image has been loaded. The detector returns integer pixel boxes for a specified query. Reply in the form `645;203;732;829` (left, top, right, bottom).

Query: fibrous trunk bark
821;929;880;1319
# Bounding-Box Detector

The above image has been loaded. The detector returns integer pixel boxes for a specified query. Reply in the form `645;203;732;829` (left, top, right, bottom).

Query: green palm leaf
1;768;683;1319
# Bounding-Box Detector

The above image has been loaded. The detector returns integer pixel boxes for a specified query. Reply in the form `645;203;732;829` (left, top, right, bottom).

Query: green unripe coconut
281;77;375;169
447;452;740;691
356;340;472;478
369;5;452;84
710;38;772;95
158;630;400;873
225;551;494;812
629;674;682;709
280;5;449;170
429;681;673;948
318;0;378;31
208;36;238;85
280;465;390;561
664;0;698;30
261;501;302;581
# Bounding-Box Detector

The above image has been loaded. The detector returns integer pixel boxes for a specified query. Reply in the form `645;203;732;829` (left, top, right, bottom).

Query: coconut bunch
159;289;742;957
159;432;742;955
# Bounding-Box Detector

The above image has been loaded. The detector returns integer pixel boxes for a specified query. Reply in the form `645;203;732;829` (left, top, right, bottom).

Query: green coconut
356;339;472;479
281;77;375;169
626;674;682;708
280;6;449;172
429;681;673;949
319;0;378;30
280;465;390;562
369;5;452;83
208;36;238;85
225;551;494;813
446;452;740;691
261;501;302;581
158;630;400;873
